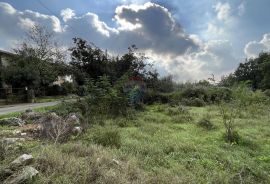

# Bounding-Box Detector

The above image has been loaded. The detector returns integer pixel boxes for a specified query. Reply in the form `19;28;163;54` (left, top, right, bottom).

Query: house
0;49;73;87
0;49;14;67
0;50;14;90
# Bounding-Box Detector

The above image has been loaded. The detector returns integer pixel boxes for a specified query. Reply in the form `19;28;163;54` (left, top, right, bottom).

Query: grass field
1;104;270;183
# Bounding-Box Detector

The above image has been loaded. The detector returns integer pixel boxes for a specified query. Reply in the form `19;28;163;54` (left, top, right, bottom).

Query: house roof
0;49;14;56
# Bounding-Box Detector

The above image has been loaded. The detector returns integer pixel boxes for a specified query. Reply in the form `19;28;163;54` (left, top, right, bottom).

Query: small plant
171;105;193;123
197;116;214;130
92;127;121;148
219;102;240;144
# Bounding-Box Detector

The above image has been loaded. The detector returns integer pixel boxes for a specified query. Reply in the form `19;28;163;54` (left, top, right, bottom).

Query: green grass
0;105;58;119
35;96;66;103
1;104;270;183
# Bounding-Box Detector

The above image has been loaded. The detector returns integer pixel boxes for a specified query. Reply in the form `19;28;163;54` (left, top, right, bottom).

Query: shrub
170;106;193;123
181;86;209;101
181;98;206;107
39;113;73;143
92;127;121;148
208;87;232;103
197;117;214;130
143;89;170;104
219;102;240;144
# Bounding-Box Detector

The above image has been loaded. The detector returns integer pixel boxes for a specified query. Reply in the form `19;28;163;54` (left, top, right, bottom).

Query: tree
69;38;109;84
233;52;270;89
2;25;68;94
69;38;157;85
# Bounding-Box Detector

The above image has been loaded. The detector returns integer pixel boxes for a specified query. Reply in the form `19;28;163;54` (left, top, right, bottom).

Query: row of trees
219;52;270;90
0;25;164;100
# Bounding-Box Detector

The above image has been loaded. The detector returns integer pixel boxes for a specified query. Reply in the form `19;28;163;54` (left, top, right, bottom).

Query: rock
10;154;33;168
1;138;25;145
0;168;13;181
66;113;80;126
21;112;42;122
0;118;25;127
13;130;22;135
13;131;27;137
112;159;121;166
3;166;38;184
72;126;82;135
20;133;27;136
25;108;33;113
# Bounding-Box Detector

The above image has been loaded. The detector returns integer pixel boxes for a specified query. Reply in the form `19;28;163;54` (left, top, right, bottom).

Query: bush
223;130;240;144
92;127;121;148
143;89;170;104
170;105;193;123
208;87;232;103
181;86;208;101
167;85;233;106
39;113;73;143
219;102;240;144
197;117;214;130
181;98;206;107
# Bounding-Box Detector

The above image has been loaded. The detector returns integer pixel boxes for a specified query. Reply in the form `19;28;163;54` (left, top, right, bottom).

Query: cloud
150;39;238;81
214;2;231;21
60;8;75;22
0;2;240;81
112;2;199;55
238;1;246;16
244;33;270;58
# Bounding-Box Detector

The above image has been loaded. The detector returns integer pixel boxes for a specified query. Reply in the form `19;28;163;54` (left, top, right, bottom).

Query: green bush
170;106;193;123
181;86;209;101
164;85;232;106
181;98;206;107
143;89;170;104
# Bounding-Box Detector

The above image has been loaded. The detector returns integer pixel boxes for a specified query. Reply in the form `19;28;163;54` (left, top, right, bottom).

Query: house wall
0;52;13;89
0;55;10;67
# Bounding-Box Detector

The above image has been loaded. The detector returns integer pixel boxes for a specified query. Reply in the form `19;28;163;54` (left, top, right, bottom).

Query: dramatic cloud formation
245;33;270;58
1;0;268;81
60;8;75;22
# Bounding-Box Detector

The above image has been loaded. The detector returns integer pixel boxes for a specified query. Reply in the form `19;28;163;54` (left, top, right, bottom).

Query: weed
197;116;214;130
91;127;121;148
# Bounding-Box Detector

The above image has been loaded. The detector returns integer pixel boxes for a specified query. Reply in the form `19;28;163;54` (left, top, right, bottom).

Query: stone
25;108;33;113
0;118;25;127
72;126;82;135
10;154;33;168
21;112;42;122
3;166;38;184
112;159;121;166
66;113;80;126
13;130;22;135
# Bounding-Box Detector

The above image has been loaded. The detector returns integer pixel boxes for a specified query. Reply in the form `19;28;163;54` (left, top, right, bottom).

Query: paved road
0;101;61;115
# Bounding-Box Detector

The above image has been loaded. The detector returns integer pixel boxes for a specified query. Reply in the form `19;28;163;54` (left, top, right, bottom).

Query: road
0;101;61;115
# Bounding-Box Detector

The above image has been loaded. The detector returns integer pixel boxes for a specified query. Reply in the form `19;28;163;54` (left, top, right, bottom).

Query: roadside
0;101;61;116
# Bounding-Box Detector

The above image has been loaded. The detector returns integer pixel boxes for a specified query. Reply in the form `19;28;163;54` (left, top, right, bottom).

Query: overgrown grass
1;104;270;183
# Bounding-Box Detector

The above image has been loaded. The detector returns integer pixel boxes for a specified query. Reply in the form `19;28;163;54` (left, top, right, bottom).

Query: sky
1;0;270;82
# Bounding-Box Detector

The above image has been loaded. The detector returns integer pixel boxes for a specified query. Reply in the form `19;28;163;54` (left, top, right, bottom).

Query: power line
35;0;88;39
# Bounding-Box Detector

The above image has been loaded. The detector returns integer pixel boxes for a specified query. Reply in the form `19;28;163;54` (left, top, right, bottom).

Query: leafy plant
218;102;240;144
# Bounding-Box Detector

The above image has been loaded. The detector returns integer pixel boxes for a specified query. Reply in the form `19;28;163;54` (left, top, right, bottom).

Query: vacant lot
1;103;270;183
